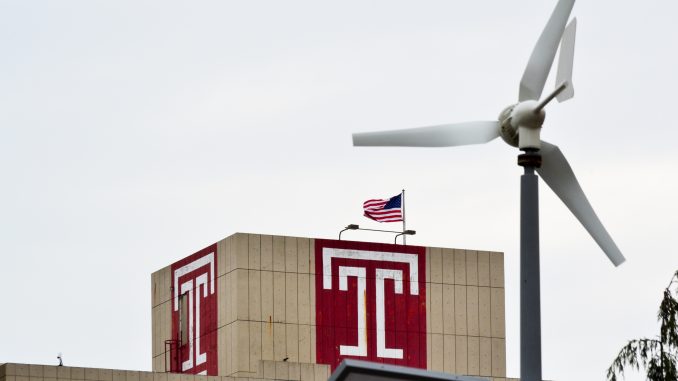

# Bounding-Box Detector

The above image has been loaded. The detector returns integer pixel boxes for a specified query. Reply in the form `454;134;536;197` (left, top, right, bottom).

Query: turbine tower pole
518;150;542;381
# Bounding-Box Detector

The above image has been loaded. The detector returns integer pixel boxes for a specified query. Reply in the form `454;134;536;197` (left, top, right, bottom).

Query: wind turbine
352;0;625;380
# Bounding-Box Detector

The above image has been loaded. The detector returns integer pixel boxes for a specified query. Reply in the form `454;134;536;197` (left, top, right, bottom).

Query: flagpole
402;189;406;245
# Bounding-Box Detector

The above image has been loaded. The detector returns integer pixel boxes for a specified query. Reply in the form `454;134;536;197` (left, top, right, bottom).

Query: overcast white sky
1;1;677;380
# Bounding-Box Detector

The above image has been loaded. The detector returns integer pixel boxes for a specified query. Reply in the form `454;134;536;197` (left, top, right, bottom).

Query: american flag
363;194;403;222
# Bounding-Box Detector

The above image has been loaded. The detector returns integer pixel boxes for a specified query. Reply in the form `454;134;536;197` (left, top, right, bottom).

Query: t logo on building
315;240;427;370
170;244;218;375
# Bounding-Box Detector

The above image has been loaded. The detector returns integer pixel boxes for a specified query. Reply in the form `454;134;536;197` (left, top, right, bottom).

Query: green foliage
607;271;678;381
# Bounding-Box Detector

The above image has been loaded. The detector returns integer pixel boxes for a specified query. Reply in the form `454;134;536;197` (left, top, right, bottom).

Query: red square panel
315;239;426;371
170;244;218;375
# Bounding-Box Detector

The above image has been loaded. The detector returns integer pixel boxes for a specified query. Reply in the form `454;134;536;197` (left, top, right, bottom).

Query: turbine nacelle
499;100;545;150
499;82;569;150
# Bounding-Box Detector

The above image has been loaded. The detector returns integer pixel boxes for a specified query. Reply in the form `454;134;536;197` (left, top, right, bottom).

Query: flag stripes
363;194;403;222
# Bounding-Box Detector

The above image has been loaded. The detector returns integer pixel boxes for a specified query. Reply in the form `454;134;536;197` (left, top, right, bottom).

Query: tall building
150;233;509;381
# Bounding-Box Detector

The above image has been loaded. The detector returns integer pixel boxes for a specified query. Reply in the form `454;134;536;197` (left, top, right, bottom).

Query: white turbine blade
537;141;626;266
556;18;576;102
352;121;500;147
519;0;576;101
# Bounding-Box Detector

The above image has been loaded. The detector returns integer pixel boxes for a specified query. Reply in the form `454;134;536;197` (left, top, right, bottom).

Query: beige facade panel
455;335;468;375
249;234;261;270
426;271;432;330
236;269;249;321
478;287;492;338
234;233;248;270
125;372;140;381
490;252;504;288
235;320;250;373
286;324;300;363
152;307;160;360
285;236;298;273
309;328;316;364
313;365;329;381
228;268;237;324
273;322;286;361
11;365;28;377
249;270;262;322
491;287;506;338
479;337;492;377
260;235;273;271
430;247;442;283
250;322;263;372
430;334;444;372
297;238;310;274
430;283;443;334
442;284;455;334
153;375;169;381
442;248;455;285
454;285;467;335
262;361;275;379
218;267;228;330
262;318;274;361
467;286;480;337
289;363;301;381
111;370;124;381
477;251;490;287
298;324;311;363
273;272;286;323
443;334;456;374
466;251;478;286
98;368;112;381
492;338;507;377
285;273;299;324
261;270;274;324
275;361;288;381
300;363;313;381
417;243;506;379
272;236;285;272
297;274;311;326
84;368;97;380
454;250;466;284
222;324;232;375
151;266;171;372
216;238;227;276
467;336;480;376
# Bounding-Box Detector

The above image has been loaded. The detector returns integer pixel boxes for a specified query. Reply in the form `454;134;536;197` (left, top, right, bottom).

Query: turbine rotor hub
499;104;519;147
498;100;546;150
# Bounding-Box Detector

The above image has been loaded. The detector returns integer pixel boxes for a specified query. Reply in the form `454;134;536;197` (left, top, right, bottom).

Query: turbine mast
518;150;543;381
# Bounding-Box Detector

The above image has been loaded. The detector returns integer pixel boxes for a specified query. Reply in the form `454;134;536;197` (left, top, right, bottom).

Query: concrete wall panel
466;251;478;286
478;287;491;337
442;248;455;285
454;250;466;284
443;334;456;374
467;336;480;376
430;283;443;334
430;334;444;372
467;286;479;336
455;335;468;375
